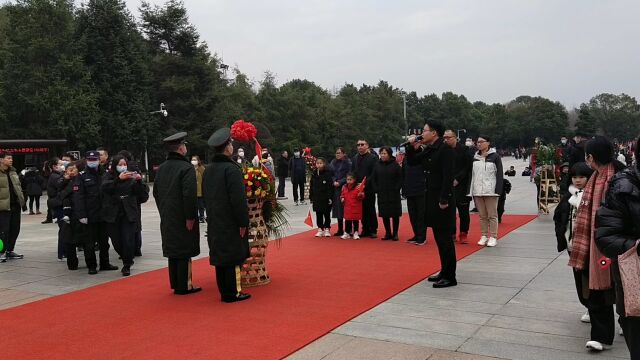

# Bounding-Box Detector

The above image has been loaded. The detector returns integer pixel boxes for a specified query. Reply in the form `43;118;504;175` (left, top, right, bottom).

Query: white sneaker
477;236;488;246
294;201;299;206
341;233;351;239
315;229;324;237
585;340;610;351
580;311;591;323
487;237;497;247
353;231;360;240
323;230;331;237
300;200;306;205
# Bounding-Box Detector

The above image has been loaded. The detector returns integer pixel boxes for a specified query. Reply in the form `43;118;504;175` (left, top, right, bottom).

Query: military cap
208;128;231;147
163;132;188;144
85;150;99;161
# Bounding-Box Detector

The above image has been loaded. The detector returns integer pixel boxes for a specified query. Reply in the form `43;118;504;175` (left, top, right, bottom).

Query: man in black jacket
444;130;473;244
289;149;306;205
276;150;289;200
153;132;201;295
568;131;590;168
73;151;118;275
352;139;378;238
406;121;457;288
204;128;251;303
402;156;426;244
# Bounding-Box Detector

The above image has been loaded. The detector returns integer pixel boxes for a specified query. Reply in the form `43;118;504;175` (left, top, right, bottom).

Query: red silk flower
230;120;257;142
303;147;312;156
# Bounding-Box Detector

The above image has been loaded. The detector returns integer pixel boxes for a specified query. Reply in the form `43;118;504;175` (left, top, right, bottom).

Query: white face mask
294;152;300;157
116;165;128;173
191;160;198;166
561;139;567;145
238;151;244;158
465;141;473;147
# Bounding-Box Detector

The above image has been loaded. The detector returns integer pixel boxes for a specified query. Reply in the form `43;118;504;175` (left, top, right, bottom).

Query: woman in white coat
469;136;504;247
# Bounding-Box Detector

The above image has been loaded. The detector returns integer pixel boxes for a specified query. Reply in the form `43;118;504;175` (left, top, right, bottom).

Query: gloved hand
79;218;88;225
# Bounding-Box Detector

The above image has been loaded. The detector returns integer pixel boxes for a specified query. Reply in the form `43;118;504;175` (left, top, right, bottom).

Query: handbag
618;240;640;317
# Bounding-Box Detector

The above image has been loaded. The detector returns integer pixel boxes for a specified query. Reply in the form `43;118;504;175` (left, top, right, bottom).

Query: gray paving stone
321;337;436;360
401;283;520;305
458;338;626;360
352;311;482;337
285;333;354;360
372;302;493;325
388;293;504;315
508;288;585;313
485;314;590;338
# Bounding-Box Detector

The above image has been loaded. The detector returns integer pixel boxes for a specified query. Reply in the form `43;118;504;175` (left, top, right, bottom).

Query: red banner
0;147;49;154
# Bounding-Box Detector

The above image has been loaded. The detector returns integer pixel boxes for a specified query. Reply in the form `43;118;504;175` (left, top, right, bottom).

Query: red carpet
1;214;535;359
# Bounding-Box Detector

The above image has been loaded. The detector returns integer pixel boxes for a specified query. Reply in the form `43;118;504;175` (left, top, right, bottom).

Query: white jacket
565;184;585;252
469;148;500;197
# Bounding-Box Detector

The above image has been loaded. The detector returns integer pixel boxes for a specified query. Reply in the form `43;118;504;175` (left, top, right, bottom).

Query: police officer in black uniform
203;128;251;303
153;132;201;295
73;150;118;274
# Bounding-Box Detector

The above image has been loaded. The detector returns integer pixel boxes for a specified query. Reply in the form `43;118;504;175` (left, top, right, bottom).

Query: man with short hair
97;147;110;172
0;151;27;261
444;130;473;244
407;122;458;288
289;148;306;205
569;131;590;167
352;139;378;237
153;132;201;295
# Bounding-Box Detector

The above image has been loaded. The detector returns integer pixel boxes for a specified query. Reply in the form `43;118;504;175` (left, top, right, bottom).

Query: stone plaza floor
0;157;631;359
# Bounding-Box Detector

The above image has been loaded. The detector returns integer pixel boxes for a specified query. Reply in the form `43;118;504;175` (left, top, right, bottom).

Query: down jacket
341;183;364;221
595;167;640;319
468;148;504;197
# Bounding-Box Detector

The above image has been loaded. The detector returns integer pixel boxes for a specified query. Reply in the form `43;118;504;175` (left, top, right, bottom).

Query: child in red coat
340;173;364;239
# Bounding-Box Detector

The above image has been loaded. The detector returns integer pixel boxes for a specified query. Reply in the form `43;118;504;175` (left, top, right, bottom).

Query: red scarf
568;163;615;290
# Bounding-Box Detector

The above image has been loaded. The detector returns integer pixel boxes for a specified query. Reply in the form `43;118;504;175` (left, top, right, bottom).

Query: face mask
238;151;244;157
191;160;198;166
87;161;99;169
294;152;300;157
465;141;473;147
62;160;70;167
561;139;567;145
116;165;128;173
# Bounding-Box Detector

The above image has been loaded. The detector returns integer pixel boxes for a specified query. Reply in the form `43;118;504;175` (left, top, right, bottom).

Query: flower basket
241;197;271;287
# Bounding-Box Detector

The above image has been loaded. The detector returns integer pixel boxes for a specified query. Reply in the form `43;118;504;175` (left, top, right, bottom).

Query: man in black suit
406;121;458;288
351;139;378;238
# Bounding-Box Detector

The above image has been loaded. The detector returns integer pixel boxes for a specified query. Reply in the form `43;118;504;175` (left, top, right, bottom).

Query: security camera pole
147;103;168;180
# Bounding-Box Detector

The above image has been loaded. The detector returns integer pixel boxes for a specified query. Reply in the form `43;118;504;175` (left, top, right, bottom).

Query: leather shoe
100;264;119;271
174;287;202;295
88;268;98;275
433;279;457;288
381;234;392;240
121;265;131;276
427;273;442;282
222;292;251;303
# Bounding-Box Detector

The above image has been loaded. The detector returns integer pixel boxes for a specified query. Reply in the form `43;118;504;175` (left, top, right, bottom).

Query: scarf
568;163;615;290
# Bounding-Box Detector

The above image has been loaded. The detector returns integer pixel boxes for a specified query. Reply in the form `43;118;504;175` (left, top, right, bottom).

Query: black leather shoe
392;235;399;241
41;219;53;224
433;279;457;288
174;287;202;295
381;234;392;240
121;265;131;276
222;292;251;303
88;268;98;275
100;264;119;271
427;274;442;282
333;231;344;237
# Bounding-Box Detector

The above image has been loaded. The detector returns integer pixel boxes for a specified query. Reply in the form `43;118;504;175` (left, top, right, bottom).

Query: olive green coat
0;166;25;211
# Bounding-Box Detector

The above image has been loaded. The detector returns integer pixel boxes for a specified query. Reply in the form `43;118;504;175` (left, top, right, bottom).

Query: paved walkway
0;157;630;359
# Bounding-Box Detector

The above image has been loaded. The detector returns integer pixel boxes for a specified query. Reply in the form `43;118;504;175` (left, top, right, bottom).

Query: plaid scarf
568;163;615;290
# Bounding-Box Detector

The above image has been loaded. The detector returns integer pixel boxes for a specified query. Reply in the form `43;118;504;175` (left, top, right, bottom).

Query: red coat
341;184;364;221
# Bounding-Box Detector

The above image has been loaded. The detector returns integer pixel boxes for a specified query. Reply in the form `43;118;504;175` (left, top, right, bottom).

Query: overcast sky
125;0;639;108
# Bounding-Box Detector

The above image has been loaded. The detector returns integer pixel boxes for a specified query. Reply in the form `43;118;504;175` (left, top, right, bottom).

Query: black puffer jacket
595;167;640;318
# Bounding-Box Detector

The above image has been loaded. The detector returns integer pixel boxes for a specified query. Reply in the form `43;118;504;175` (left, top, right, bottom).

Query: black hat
560;162;570;169
570;162;594;178
208;128;231;148
163;132;188;145
85;150;99;161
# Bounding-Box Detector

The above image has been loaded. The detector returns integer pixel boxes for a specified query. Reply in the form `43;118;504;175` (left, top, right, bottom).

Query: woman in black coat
101;155;149;276
371;147;403;240
23;168;46;215
310;158;334;236
595;156;640;359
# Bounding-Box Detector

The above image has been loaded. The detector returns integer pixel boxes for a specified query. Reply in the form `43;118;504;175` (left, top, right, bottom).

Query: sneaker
413;240;426;246
41;219;53;224
486;237;497;247
353;232;360;240
0;252;6;262
477;236;488;246
315;229;324;237
6;251;24;259
323;230;331;237
341;233;351;239
294;201;299;206
300;200;306;205
585;341;610;351
580;311;591;323
277;196;288;200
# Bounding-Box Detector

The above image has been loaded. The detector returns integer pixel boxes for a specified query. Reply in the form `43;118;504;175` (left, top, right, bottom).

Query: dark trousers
497;193;506;223
28;195;40;212
315;210;331;229
108;217;136;267
277;176;286;197
361;192;377;235
59;221;79;269
573;270;615;345
135;231;142;255
292;181;304;202
407;194;426;241
455;198;471;233
0;206;21;252
382;216;400;237
45;207;52;222
620;315;640;359
215;265;242;299
433;228;457;281
168;258;193;292
335;218;344;233
82;221;111;270
56;219;67;259
345;220;359;234
197;197;205;220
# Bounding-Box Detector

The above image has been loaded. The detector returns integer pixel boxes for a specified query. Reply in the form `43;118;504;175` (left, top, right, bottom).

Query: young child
310;157;334;237
553;162;594;253
340;173;364;239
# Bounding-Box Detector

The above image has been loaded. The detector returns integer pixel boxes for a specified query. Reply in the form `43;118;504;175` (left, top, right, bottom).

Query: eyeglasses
443;136;455;139
356;143;367;146
477;140;488;143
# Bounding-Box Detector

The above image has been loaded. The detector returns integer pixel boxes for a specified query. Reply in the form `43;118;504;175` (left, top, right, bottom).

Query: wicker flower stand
241;197;271;287
304;174;311;201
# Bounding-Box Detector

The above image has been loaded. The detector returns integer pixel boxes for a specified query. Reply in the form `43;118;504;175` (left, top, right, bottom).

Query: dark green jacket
153;152;200;259
0;166;25;211
203;154;250;267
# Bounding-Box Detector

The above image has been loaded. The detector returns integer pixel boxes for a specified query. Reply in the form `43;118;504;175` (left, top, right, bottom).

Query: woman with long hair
371;146;403;241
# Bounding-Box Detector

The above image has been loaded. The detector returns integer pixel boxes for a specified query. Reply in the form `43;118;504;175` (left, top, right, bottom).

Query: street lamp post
457;128;467;140
147;103;168;180
402;93;408;140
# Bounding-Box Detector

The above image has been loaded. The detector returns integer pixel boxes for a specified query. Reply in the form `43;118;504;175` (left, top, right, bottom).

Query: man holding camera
406;122;458;288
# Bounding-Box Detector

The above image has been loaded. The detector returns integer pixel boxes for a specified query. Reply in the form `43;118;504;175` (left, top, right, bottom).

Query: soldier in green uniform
203;128;251;303
153;132;201;295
